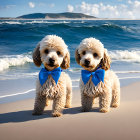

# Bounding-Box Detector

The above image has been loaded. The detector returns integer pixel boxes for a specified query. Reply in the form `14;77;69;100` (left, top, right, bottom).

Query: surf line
0;89;35;99
0;76;140;99
119;76;140;80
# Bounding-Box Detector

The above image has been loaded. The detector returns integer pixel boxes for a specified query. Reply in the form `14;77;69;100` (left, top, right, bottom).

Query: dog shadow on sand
0;107;100;124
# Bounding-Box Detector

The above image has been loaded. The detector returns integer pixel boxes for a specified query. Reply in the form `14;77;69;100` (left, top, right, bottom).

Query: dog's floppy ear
100;49;111;71
32;43;42;67
75;48;81;64
61;51;70;69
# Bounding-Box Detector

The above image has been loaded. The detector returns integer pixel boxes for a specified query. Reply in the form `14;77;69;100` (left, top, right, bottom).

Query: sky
0;0;140;19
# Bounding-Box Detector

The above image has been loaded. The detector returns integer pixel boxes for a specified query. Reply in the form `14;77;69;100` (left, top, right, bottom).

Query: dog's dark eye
82;51;86;55
45;49;49;54
57;51;61;55
93;53;98;57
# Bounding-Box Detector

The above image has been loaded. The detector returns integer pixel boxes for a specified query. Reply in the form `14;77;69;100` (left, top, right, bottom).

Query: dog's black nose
85;59;90;65
49;58;55;64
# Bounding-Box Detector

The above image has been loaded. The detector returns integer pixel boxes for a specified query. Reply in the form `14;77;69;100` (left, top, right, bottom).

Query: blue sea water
0;19;140;103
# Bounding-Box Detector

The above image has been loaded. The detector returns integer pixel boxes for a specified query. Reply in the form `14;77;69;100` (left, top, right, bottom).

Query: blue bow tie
81;69;105;86
39;67;62;86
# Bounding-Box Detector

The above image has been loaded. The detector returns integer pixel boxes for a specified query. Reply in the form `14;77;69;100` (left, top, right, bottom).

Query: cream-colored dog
75;37;120;113
32;35;72;117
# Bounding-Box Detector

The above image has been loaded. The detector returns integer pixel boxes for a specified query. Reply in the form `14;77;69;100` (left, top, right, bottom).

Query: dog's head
32;35;70;71
75;38;111;71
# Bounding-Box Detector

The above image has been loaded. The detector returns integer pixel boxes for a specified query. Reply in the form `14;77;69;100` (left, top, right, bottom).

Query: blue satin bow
39;67;62;86
81;68;105;86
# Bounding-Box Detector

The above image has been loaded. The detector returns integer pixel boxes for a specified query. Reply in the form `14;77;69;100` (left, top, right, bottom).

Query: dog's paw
46;100;50;107
65;105;71;108
32;112;43;116
111;103;119;108
81;108;90;112
46;103;50;107
52;112;62;117
100;108;109;113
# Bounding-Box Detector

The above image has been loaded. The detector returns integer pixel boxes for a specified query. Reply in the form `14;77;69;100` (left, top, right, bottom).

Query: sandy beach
0;0;140;139
0;82;140;140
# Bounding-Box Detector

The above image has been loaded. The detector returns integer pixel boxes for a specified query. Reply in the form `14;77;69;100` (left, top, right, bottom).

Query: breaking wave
0;49;140;72
0;20;71;25
109;50;140;63
0;53;32;71
0;20;134;32
0;21;21;24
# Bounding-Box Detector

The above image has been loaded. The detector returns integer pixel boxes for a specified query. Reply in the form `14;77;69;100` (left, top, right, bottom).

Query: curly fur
32;35;72;117
75;37;120;113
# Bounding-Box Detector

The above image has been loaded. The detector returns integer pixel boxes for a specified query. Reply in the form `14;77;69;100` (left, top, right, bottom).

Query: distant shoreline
0;18;140;20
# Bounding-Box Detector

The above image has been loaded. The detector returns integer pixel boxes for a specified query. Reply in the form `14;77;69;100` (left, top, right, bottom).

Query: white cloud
67;4;74;12
69;1;140;19
128;0;132;4
134;0;140;7
29;2;35;8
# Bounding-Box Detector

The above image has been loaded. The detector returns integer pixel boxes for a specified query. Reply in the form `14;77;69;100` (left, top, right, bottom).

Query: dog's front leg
52;96;65;117
99;89;112;113
81;93;93;112
65;87;72;108
32;93;46;115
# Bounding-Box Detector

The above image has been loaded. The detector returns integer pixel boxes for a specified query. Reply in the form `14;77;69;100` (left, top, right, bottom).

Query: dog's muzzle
84;59;90;67
49;58;55;67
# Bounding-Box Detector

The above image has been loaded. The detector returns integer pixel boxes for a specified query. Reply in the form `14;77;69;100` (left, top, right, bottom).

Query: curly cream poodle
32;35;72;117
75;37;120;113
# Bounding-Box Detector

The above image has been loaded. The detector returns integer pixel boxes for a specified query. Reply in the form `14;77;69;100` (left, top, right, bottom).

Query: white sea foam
0;20;84;25
0;20;86;25
0;85;79;99
0;54;33;71
102;23;132;32
0;72;38;80
72;79;80;82
119;76;140;80
69;68;82;72
109;50;140;63
0;75;139;99
115;71;140;74
0;50;140;72
0;89;35;99
0;21;21;24
24;20;71;24
0;20;71;25
72;85;79;88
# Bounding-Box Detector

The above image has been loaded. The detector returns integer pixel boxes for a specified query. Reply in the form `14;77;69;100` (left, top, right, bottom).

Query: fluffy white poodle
32;35;72;117
75;37;120;113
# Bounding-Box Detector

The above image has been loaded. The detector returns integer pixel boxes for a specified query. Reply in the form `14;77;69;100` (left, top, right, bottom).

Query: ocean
0;19;140;104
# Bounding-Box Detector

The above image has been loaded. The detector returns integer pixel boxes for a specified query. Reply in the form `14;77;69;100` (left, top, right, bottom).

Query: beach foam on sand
0;82;140;140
